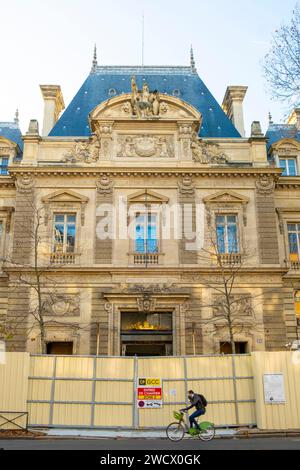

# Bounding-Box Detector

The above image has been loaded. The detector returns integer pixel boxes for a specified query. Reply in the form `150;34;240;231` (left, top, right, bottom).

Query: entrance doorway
220;341;248;354
121;312;173;356
46;342;73;355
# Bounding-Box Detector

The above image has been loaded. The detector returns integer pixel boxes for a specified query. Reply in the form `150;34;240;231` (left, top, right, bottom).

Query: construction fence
0;351;299;430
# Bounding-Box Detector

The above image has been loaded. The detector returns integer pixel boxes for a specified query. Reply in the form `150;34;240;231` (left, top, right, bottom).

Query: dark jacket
184;393;205;411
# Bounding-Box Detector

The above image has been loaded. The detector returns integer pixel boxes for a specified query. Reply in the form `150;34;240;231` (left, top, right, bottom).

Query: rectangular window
287;223;300;262
216;214;239;253
294;291;300;318
0;157;9;176
134;213;158;253
279;157;297;176
53;213;76;253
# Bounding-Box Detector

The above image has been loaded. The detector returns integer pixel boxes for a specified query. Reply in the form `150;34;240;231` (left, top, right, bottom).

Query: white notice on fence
263;373;286;404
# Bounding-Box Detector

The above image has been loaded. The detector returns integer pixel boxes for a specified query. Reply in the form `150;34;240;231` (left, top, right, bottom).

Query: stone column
255;175;280;264
178;176;197;264
95;176;114;264
6;175;35;351
89;289;110;355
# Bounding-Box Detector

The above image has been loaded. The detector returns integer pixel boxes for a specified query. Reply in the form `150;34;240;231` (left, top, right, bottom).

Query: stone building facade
0;52;300;356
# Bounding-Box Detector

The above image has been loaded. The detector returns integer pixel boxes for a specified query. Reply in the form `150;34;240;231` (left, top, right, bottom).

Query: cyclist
180;389;207;431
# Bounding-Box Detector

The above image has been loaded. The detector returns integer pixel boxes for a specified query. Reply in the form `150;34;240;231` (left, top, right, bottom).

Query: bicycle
166;410;215;442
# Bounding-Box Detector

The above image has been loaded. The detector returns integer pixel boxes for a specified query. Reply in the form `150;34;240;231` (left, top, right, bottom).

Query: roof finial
14;108;19;126
268;111;273;125
91;44;98;72
190;45;196;73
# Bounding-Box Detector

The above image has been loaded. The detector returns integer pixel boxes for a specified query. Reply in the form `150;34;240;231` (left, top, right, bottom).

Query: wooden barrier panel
0;352;30;430
252;351;300;430
0;352;298;430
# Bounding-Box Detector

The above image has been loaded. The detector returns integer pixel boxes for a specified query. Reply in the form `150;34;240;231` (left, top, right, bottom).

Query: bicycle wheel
166;422;186;442
198;423;215;441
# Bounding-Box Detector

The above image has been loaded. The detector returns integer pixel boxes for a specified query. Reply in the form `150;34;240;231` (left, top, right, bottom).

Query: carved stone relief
63;134;100;164
191;133;228;164
121;76;169;119
117;135;174;158
44;294;80;317
96;175;114;195
178;175;195;195
15;175;35;193
255;175;275;194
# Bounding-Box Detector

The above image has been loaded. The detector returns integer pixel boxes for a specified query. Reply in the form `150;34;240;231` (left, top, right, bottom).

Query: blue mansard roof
49;66;241;138
0;121;23;154
265;123;300;151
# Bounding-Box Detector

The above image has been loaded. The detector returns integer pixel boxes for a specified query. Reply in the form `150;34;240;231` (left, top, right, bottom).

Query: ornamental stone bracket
96;175;114;195
178;175;195;195
255;174;276;194
15;174;35;193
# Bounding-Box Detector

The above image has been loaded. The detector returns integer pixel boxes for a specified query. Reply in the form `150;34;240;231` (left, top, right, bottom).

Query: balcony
285;255;300;270
133;252;160;265
50;252;77;265
218;252;242;266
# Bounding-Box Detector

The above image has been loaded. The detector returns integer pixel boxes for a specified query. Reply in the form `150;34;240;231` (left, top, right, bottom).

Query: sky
0;0;298;136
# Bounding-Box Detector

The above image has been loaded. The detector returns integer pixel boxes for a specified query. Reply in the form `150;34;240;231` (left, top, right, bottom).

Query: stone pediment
128;189;169;204
270;138;300;154
42;190;89;204
89;93;202;128
0;136;18;156
203;190;249;205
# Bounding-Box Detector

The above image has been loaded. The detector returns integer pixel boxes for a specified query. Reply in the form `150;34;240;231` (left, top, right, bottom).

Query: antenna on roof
268;111;273;125
91;44;98;73
14;108;19;126
142;12;145;66
190;45;196;73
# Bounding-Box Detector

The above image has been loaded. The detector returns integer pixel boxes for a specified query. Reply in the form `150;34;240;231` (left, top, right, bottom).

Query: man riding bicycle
180;390;207;431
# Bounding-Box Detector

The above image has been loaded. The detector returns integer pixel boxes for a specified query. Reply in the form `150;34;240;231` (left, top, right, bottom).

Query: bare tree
2;197;81;353
197;235;266;356
263;3;300;109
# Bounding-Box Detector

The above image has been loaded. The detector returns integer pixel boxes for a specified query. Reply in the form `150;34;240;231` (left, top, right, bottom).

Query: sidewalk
35;428;237;439
1;426;299;439
37;427;300;439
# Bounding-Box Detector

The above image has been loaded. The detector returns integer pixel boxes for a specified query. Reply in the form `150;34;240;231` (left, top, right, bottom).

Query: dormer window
0;156;9;175
279;157;297;176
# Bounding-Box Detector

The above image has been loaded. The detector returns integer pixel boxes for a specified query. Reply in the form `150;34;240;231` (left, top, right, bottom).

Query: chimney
40;85;65;136
287;108;300;130
222;86;248;137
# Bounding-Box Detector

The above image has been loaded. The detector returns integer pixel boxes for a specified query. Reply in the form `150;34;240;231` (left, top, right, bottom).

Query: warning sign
137;377;162;408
